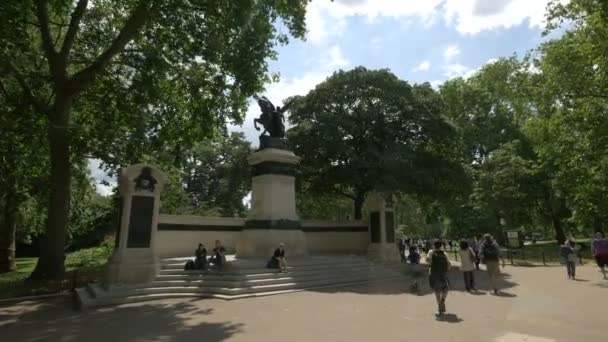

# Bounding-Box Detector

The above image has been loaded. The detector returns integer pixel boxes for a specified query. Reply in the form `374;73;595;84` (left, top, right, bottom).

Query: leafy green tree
182;132;252;217
0;74;48;272
288;67;464;219
296;189;353;220
0;0;309;279
532;0;608;234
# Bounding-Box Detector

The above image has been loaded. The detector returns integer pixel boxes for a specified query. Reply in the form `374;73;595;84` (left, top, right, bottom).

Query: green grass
0;245;112;300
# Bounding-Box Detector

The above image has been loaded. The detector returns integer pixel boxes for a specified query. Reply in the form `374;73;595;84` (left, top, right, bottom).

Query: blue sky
93;0;562;194
232;0;559;143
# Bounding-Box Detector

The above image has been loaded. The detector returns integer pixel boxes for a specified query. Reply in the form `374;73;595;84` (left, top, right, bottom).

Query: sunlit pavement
1;264;606;342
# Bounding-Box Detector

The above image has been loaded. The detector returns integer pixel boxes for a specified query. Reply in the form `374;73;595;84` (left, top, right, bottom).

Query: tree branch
35;0;63;82
60;0;88;62
3;62;48;114
69;1;153;95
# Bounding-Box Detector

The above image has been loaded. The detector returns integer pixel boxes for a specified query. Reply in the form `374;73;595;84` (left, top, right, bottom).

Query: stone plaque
370;211;381;243
385;211;395;243
127;196;154;248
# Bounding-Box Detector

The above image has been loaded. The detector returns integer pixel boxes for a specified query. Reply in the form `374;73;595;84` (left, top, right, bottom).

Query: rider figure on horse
253;95;291;139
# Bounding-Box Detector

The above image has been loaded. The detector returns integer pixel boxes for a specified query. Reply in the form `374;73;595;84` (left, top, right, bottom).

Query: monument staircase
76;255;407;308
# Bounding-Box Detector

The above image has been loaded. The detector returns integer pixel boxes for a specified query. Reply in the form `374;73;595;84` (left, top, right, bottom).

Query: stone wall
156;215;245;257
301;220;369;255
155;214;369;257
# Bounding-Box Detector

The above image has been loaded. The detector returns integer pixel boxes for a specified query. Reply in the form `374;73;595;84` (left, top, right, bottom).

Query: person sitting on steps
209;240;226;268
194;243;207;270
267;243;287;273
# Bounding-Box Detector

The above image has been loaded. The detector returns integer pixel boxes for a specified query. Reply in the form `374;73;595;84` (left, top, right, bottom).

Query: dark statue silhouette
253;95;294;138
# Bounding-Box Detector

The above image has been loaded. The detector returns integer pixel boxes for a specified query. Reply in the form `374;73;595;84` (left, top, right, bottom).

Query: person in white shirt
459;240;477;292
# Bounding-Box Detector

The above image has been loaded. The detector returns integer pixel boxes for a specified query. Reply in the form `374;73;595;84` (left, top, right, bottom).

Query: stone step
77;276;407;309
151;268;400;288
89;271;403;300
156;264;404;282
160;256;368;268
158;260;378;275
157;262;402;280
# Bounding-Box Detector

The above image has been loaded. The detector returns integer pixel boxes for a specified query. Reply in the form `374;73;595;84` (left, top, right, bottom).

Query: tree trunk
30;96;72;280
552;213;566;244
353;192;365;220
0;180;18;273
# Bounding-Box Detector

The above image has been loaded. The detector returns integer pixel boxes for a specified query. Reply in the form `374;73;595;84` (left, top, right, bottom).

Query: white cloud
442;63;471;79
306;1;347;45
95;182;115;197
443;0;555;34
413;60;431;72
305;0;444;45
325;45;350;69
430;80;444;90
304;0;557;41
444;45;460;61
88;158;115;196
442;58;500;80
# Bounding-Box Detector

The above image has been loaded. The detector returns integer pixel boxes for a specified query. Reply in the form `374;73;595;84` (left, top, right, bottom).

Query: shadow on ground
309;265;519;297
0;297;243;342
435;313;463;323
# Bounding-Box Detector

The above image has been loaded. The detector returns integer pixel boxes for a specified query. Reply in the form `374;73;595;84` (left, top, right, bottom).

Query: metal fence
447;246;593;266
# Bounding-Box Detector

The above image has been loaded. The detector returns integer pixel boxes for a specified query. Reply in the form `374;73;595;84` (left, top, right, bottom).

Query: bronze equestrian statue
253;95;293;139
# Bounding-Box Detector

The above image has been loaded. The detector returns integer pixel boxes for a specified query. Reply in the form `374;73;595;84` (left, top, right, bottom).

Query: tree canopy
288;67;465;219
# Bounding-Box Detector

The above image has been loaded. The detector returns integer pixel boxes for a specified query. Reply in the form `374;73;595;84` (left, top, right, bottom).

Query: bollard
454;250;458;261
509;249;514;265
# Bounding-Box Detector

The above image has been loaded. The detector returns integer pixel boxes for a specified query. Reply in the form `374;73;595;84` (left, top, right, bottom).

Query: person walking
479;234;501;294
459;240;476;291
560;240;577;280
427;240;451;315
591;232;608;279
397;238;407;263
471;236;481;271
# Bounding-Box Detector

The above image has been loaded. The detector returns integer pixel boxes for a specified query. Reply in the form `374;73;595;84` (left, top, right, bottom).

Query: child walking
560;240;577;280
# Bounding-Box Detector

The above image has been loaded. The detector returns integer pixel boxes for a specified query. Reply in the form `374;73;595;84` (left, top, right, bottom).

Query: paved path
1;264;607;342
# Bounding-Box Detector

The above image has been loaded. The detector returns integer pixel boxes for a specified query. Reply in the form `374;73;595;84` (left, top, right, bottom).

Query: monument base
105;249;158;284
236;229;308;258
367;243;400;262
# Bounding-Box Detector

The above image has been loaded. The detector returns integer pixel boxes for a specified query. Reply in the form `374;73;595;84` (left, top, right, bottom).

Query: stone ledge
244;219;302;230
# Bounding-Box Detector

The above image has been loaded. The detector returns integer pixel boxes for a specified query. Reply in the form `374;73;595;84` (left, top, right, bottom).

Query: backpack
483;243;499;261
184;260;195;270
430;250;449;274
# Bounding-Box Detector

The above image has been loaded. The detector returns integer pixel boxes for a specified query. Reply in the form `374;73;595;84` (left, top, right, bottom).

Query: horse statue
253;95;293;139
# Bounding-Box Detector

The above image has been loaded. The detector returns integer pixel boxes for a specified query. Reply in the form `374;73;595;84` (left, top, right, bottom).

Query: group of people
410;232;608;316
425;234;502;315
185;240;226;270
186;241;288;273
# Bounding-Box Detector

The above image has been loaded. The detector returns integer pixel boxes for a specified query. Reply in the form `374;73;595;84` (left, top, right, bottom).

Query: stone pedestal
366;192;400;262
106;164;167;284
236;148;308;257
